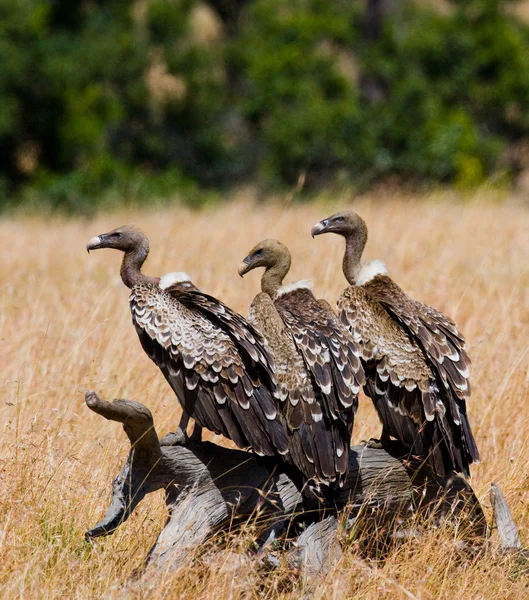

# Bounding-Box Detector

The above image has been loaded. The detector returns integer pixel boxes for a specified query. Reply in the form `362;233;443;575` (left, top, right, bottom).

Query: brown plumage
239;239;365;488
312;211;479;478
86;226;288;458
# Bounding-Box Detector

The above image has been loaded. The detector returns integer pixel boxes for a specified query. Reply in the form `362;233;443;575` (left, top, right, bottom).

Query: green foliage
1;0;529;211
236;0;529;187
354;0;529;185
233;0;370;184
0;0;232;211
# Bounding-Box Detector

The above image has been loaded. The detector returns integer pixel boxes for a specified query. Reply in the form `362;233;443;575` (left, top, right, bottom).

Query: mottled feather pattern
247;293;301;407
338;286;430;382
338;281;478;477
130;282;289;458
317;298;336;314
276;289;365;413
174;287;278;386
247;293;327;481
364;276;471;400
248;291;362;487
362;275;479;473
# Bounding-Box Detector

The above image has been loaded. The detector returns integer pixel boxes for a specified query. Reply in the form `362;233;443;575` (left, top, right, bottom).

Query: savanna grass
1;192;529;598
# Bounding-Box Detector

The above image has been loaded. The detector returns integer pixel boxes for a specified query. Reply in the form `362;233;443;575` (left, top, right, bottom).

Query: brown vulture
238;239;365;488
86;226;288;459
311;211;479;478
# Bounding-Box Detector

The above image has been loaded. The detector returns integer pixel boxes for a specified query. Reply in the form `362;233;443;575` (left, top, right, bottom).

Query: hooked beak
238;256;252;278
311;220;328;238
86;235;104;253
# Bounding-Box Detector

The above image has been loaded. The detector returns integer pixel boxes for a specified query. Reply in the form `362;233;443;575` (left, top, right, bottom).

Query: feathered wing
276;289;364;417
248;293;325;483
130;282;288;457
248;292;362;486
363;275;479;470
338;283;477;477
364;276;471;397
270;289;365;485
317;298;336;314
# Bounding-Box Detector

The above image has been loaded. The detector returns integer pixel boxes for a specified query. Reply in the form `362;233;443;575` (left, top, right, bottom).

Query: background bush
1;0;529;210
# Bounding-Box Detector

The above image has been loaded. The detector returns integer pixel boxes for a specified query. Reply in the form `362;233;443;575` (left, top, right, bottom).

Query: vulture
238;239;365;488
311;211;479;477
86;226;289;459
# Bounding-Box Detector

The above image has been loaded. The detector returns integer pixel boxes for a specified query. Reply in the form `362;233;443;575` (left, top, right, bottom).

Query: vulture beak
238;256;252;278
86;235;105;253
311;220;328;237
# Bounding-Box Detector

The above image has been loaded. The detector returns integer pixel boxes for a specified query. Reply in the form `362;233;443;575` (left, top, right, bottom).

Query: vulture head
87;226;154;289
238;239;291;278
86;226;148;255
311;210;367;240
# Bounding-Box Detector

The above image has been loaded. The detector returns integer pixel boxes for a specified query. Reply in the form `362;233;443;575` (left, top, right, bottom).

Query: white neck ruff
159;271;192;289
356;260;388;286
275;280;313;298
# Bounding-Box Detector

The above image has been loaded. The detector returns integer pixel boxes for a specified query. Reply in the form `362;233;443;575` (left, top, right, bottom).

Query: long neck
261;255;291;297
120;240;153;289
343;230;367;285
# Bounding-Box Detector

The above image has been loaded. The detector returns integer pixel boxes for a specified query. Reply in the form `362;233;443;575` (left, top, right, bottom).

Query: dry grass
1;192;529;598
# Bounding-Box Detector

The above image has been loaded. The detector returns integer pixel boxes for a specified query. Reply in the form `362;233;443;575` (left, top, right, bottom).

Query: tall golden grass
1;193;529;599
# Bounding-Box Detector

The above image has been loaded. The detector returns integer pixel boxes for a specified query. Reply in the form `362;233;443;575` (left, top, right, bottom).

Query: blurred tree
1;0;529;210
360;0;388;104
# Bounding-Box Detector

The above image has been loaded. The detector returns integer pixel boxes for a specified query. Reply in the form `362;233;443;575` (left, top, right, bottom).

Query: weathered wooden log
490;483;529;570
288;515;343;588
85;390;488;575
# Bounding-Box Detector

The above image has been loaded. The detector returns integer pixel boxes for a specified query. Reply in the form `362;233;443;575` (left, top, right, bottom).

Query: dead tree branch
85;390;493;576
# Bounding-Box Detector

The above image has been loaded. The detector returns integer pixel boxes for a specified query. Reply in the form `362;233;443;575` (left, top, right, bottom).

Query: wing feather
339;282;478;477
276;289;364;417
130;282;288;457
365;276;471;399
275;289;365;484
248;291;357;487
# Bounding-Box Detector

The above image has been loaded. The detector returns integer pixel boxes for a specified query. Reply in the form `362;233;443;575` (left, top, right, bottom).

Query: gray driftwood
490;483;529;570
85;391;508;577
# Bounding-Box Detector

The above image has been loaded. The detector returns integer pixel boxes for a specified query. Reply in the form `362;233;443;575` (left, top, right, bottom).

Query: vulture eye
254;249;263;257
113;232;122;239
336;216;344;223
